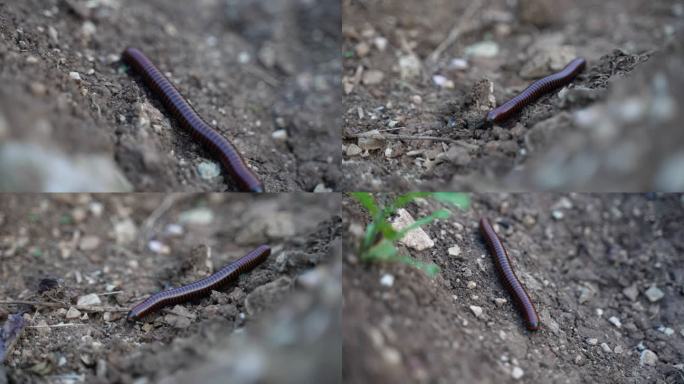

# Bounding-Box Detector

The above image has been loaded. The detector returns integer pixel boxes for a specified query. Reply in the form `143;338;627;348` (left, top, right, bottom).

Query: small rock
432;75;454;88
373;37;388;51
29;82;47;96
411;95;422;104
114;219;137;244
346;144;362;156
69;72;82;81
197;161;220;180
600;343;612;353
355;42;370;57
511;367;524;380
380;274;394;287
493;298;507;306
551;210;564;220
36;319;50;335
362;69;384;85
76;293;101;306
164;314;192;328
26;55;39;64
398;55;421;79
79;236;100;251
586;338;598;345
640;349;657;366
272;129;287;141
381;347;402;365
357;132;384;151
65;307;81;319
179;207;214;225
623;284;639;301
614;345;623;354
445;146;471;166
658;326;674;336
148;240;170;255
466;281;477;289
464;41;499;58
469;305;483;318
644;285;664;302
449;58;468;70
313;183;332;193
608;316;622;328
244;277;293;316
448;245;461;257
391;209;435;251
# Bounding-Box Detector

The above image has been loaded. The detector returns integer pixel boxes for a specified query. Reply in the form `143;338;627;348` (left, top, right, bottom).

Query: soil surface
0;193;341;383
343;193;684;383
341;0;684;191
0;0;341;192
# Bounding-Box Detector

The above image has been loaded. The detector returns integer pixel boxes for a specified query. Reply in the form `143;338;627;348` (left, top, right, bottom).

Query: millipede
484;57;586;127
121;47;264;192
127;245;271;321
479;217;540;331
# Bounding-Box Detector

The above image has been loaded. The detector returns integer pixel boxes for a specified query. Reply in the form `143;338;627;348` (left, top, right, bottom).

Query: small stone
313;183;332;193
411;95;422;104
600;343;612;353
586;338;598;345
29;82;47;96
574;354;584;365
76;293;101;306
449;58;468;70
432;75;454;88
26;55;39;64
355;42;370;57
65;307;81;319
644;285;664;302
380;274;394;287
381;347;402;365
640;349;657;366
398;54;421;79
658;326;674;336
36;319;50;335
346;143;362;156
608;316;622;328
103;312;112;322
114;219;137;244
469;305;483;318
551;210;564;220
47;26;58;43
148;240;170;255
445;146;471;166
494;298;507;307
448;245;461;257
69;72;82;81
271;129;287;141
464;41;499;58
373;36;388;51
466;281;477;289
511;367;524;380
623;284;639;301
362;70;384;85
164;314;191;328
197;161;220;180
79;236;100;251
614;345;623;354
391;209;435;251
179;207;214;225
141;323;154;332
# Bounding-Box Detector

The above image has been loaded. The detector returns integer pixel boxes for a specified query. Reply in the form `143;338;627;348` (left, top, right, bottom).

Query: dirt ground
0;193;341;383
341;0;684;191
343;193;684;383
0;0;341;192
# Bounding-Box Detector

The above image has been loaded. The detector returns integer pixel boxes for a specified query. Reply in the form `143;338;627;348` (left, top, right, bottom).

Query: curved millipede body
127;245;271;321
479;217;540;331
121;47;264;192
484;57;586;126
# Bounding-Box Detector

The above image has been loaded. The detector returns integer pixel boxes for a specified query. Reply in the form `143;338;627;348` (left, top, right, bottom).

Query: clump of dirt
341;0;684;191
343;193;684;383
0;193;341;383
0;0;341;192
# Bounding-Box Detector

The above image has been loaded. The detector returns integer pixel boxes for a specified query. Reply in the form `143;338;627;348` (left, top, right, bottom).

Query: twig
27;323;87;328
0;300;129;313
427;0;485;64
137;194;188;250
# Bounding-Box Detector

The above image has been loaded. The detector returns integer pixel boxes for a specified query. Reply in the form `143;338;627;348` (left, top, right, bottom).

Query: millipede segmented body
485;57;586;126
127;245;271;321
121;47;264;192
479;217;540;331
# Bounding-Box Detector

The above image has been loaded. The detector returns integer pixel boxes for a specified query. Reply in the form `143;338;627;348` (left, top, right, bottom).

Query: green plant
349;192;470;277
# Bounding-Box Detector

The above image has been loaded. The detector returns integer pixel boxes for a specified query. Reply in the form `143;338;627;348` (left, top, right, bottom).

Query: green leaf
363;239;397;262
432;192;471;210
398;255;440;277
349;192;379;216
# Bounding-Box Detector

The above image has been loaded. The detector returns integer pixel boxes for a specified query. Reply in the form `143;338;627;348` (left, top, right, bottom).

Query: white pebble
469;305;483;318
600;343;612;353
511;367;524;380
448;245;461;257
69;71;82;81
586;338;598;345
466;281;477;289
640;349;658;366
380;274;394;287
608;316;622;328
272;129;288;141
76;293;101;306
66;307;82;319
644;285;664;302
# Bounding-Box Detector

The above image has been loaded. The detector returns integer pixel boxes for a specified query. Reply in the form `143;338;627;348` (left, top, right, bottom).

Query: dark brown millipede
127;245;271;321
484;57;586;127
479;217;540;331
121;47;264;192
